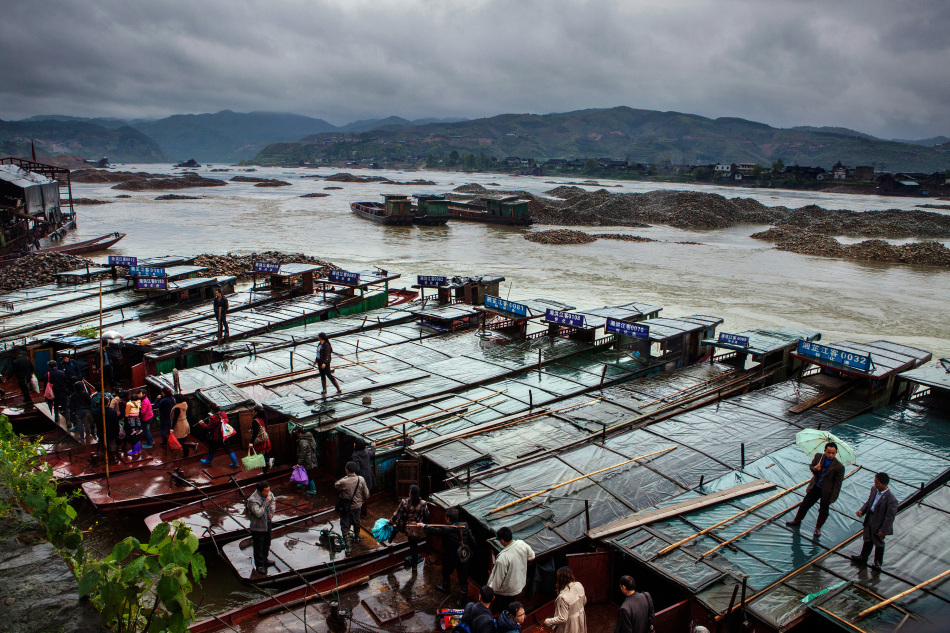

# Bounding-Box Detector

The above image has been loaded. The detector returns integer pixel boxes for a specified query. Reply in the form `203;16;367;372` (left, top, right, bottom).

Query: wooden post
584;500;591;532
601;365;608;388
529;390;533;410
741;443;745;469
538;349;542;371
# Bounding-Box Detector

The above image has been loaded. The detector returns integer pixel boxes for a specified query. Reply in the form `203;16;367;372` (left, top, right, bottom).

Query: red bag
44;374;54;400
168;434;182;450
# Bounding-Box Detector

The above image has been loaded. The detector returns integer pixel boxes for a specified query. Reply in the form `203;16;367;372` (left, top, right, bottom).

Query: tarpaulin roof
478;298;575;320
0;164;54;188
411;304;480;321
577;302;664;321
432;371;869;558
604;394;950;631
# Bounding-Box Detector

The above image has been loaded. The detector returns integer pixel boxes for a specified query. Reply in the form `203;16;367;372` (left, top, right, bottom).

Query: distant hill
254;106;950;172
0;119;168;163
892;135;950;147
340;116;468;133
791;126;878;140
131;110;338;162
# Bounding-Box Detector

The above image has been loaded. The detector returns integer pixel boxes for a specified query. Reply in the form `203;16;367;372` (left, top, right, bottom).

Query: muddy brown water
65;165;950;617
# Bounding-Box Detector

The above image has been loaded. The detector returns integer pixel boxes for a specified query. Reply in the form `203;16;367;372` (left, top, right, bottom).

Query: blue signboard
796;340;872;372
484;295;528;317
718;332;750;348
606;318;649;339
129;266;166;278
417;275;448;287
253;262;281;274
328;269;360;284
108;256;137;266
545;309;586;328
136;277;167;290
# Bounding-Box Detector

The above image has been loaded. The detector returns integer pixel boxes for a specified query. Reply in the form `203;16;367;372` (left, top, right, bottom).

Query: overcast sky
2;0;948;139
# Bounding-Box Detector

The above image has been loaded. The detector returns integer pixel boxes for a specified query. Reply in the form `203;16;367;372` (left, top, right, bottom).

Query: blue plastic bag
372;518;393;544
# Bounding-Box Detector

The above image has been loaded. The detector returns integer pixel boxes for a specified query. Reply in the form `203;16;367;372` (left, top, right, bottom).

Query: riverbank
0;488;106;633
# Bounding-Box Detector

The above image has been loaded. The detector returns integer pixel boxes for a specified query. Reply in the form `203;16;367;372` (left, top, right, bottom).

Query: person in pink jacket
138;388;156;449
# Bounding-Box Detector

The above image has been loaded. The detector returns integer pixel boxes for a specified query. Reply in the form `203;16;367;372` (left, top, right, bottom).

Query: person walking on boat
386;484;429;567
487;526;535;614
249;405;273;474
334;460;369;545
350;439;376;491
315;332;342;396
294;426;318;493
12;348;34;406
417;506;477;599
785;442;845;538
213;287;229;342
44;360;70;425
199;403;239;468
544;567;587;633
850;472;898;570
103;337;123;392
170;394;190;455
138;388;155;449
92;392;119;464
156;386;176;447
59;355;80;393
247;480;276;576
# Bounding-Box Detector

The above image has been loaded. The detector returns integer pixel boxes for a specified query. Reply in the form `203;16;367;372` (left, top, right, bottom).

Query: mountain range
5;108;950;172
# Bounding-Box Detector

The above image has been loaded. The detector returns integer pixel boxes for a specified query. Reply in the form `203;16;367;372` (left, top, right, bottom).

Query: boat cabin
703;327;821;381
250;261;322;294
0;158;76;256
476;295;575;338
314;268;401;314
412;274;505;306
486;195;530;219
410;303;481;332
382;194;412;216
413;194;450;217
611;315;723;368
53;266;114;285
545;301;664;345
790;339;933;408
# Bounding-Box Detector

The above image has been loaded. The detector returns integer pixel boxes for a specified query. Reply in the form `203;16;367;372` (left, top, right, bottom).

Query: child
126;390;142;435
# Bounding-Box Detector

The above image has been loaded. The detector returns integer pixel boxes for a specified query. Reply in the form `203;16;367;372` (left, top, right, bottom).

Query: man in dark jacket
68;382;93;439
45;360;70;424
462;586;495;633
418;506;477;597
616;575;654;633
60;355;81;391
12;348;34;405
495;601;525;633
851;472;899;570
786;442;845;537
213;288;229;342
247;480;276;575
92;392;119;462
351;439;376;491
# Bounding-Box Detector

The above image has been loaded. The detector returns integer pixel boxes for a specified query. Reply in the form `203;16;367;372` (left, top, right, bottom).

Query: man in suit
851;472;898;570
786;442;845;538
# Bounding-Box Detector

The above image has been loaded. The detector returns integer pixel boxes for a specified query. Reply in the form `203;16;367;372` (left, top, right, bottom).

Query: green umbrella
795;429;857;466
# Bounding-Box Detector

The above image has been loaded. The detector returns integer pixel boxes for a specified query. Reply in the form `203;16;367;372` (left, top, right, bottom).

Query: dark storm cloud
1;0;947;138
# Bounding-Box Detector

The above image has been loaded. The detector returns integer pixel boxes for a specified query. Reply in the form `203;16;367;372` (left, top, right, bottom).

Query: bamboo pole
487;446;677;515
656;476;815;557
376;398;508;447
816;607;869;633
637;369;738;409
363;390;507;434
855;568;950;620
697;467;862;560
818;385;855;408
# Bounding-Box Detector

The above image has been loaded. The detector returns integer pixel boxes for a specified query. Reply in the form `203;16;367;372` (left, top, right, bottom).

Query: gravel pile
71;198;113;205
324;173;391;183
300;192;330;198
71;170;171;183
112;172;227;191
230;176;291;187
191;251;337;279
154;194;202;200
524;230;597;245
594;234;657;242
752;225;950;266
0;252;96;292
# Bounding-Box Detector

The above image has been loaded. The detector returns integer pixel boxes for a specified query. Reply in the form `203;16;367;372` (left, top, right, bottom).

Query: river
67;165;950;360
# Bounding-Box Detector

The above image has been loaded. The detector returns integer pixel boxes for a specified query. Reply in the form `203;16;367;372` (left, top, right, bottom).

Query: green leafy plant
79;521;207;633
74;326;101;339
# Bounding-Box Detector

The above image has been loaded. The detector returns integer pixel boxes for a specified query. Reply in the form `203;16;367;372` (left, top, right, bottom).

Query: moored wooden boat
0;232;126;267
81;448;291;513
413;195;450;226
144;479;333;548
447;197;533;225
351;201;414;225
387;287;419;306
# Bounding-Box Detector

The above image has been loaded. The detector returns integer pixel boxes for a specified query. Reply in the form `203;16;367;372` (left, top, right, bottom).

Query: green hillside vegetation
254;106;950;172
132;110;337;162
0;119;167;162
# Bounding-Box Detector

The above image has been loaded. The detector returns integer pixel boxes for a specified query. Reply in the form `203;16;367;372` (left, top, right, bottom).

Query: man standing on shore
213;287;229;342
487;526;535;614
851;472;898;570
786;442;845;538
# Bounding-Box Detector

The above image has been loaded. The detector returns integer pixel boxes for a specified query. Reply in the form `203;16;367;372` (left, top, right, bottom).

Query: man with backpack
417;506;477;599
615;576;653;633
461;586;496;633
334;460;370;544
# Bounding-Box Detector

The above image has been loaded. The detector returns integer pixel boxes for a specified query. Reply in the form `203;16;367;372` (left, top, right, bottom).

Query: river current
67;165;950;359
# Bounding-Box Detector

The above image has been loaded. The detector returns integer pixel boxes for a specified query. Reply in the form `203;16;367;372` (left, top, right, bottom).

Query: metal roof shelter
703;327;821;358
900;359;950;394
430;370;872;557
576;302;664;324
478;297;576;321
53;266;113;284
412;274;506;307
411;303;480;332
602;393;950;631
0;163;60;216
127;264;207;281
